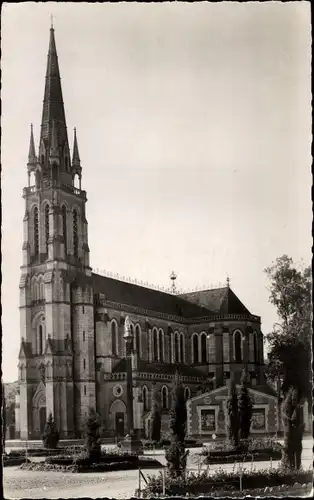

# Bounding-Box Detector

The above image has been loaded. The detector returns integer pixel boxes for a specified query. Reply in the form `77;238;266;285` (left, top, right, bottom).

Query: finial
170;271;177;294
226;275;230;287
50;14;54;29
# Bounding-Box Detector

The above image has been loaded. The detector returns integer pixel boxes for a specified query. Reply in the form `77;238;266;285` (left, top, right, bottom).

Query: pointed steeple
72;128;81;168
40;26;69;162
27;124;37;166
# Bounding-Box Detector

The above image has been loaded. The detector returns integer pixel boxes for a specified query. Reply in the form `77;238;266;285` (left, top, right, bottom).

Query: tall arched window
200;333;207;363
253;332;258;362
111;321;118;356
192;334;199;363
159;330;164;362
34;207;39;255
161;386;168;410
73;209;78;257
44;204;50;253
184;387;190;401
180;334;184;363
135;325;141;358
153;329;158;361
234;331;242;362
174;332;180;363
169;334;173;364
62;205;67;254
39;278;44;300
142;386;149;411
38;324;43;354
130;324;134;352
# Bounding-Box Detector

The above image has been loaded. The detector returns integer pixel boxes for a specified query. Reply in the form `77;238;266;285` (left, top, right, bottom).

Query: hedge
20;457;163;473
142;439;202;450
203;449;282;464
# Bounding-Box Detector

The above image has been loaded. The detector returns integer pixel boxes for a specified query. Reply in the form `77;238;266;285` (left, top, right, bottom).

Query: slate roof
92;273;214;318
112;359;206;379
179;287;251;315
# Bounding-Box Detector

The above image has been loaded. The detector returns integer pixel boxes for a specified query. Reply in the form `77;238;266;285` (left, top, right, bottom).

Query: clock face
113;384;123;398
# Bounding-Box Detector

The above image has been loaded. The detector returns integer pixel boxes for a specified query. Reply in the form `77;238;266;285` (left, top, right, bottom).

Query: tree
281;386;304;470
238;372;253;441
227;379;239;448
150;384;162;442
264;256;311;400
42;413;59;449
165;373;189;478
84;407;101;461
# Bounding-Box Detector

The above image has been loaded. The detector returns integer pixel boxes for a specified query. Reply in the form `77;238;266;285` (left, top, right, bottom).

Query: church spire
40;25;69;163
27;124;37;166
72;128;81;168
50;119;60;162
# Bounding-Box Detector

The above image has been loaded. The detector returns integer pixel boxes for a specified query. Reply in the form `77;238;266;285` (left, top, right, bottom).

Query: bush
238;372;253;441
42;413;59;449
84;408;101;461
138;467;313;497
227;380;240;448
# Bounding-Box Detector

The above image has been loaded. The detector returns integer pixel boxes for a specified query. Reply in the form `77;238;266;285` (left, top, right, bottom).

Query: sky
1;2;312;382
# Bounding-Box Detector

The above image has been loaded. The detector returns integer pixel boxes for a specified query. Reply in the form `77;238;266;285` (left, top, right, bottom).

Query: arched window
253;332;258;362
180;334;184;363
73;209;78;257
142;386;149;411
234;331;242;362
111;321;118;356
159;330;164;362
153;328;158;361
169;333;173;363
38;324;43;354
39;279;44;300
174;332;179;363
135;325;141;358
34;207;39;255
130;324;134;352
161;386;168;410
184;387;190;401
200;333;207;363
44;204;50;253
62;205;67;254
192;334;199;363
83;358;86;370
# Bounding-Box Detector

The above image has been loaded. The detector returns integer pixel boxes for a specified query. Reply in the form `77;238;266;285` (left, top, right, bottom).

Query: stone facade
17;26;274;441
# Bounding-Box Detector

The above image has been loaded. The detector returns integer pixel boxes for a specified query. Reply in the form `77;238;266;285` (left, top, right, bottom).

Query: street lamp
120;316;143;454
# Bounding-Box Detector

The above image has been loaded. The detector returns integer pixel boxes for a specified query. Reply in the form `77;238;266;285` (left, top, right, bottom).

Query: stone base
120;434;143;454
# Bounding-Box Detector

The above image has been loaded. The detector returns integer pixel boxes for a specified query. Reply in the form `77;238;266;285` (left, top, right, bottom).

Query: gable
180;287;251;315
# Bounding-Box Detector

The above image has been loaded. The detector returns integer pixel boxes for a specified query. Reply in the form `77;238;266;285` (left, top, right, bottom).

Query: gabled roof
18;340;32;359
113;359;206;379
179;287;251;315
92;273;213;319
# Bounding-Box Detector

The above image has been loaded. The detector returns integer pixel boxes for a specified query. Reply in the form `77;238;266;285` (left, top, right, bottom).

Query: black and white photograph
1;1;312;498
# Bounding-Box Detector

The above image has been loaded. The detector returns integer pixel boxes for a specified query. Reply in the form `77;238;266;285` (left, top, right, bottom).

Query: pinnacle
28;124;37;165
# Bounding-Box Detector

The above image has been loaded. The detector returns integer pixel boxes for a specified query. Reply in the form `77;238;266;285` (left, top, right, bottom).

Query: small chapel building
16;25;287;441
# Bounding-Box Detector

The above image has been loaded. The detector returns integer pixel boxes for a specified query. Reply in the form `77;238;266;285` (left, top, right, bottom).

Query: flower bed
5;445;83;458
200;438;282;464
203;449;282;464
20;457;163;473
137;468;313;497
3;456;31;467
142;439;202;450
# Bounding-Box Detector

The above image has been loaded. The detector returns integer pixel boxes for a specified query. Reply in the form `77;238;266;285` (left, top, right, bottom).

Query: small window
83;359;86;370
83;331;85;342
82;306;85;314
84;385;86;396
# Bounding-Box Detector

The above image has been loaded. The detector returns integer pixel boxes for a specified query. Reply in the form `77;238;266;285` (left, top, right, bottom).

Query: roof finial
170;271;177;294
226;275;230;288
50;14;54;30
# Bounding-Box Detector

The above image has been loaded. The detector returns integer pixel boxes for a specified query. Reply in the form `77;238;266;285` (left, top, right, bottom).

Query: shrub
281;386;304;470
42;413;59;449
83;407;101;461
238;372;253;441
150;384;162;442
227;380;240;448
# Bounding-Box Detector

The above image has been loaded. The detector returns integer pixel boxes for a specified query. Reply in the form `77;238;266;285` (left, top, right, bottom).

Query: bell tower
18;25;95;439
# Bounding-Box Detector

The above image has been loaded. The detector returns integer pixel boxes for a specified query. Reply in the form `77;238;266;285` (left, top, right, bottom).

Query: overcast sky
2;2;311;382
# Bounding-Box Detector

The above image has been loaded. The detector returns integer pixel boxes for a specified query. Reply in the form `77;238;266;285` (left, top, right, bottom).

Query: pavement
3;437;313;499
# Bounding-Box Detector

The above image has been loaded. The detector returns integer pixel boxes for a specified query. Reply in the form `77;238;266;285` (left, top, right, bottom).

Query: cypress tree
282;386;304;470
227;379;239;448
84;407;101;461
238;372;253;441
42;412;59;449
165;372;189;478
150;384;162;442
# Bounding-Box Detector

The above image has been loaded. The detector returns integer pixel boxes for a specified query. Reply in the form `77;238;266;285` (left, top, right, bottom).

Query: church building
17;26;283;441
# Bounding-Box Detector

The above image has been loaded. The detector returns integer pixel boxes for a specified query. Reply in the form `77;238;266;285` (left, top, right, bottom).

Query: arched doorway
39;407;46;436
109;399;127;438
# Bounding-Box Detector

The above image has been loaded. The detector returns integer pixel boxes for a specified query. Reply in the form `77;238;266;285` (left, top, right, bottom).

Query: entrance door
39;407;46;436
115;412;125;437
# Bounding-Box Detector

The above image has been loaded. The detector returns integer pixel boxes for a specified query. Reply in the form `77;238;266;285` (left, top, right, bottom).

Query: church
17;26;284;442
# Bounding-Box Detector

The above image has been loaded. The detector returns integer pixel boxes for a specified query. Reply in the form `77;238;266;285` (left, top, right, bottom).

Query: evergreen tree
42;412;59;449
165;373;189;478
238;372;253;441
227;379;239;448
150;384;162;442
84;407;101;461
282;386;304;470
